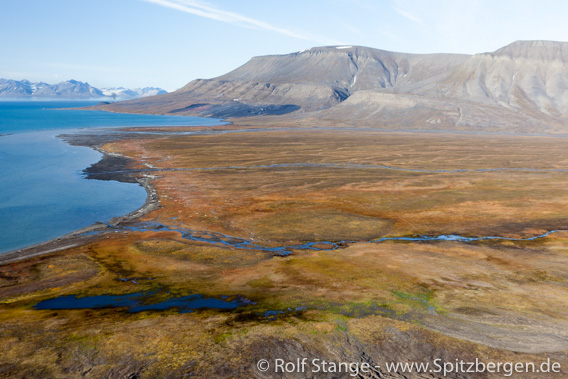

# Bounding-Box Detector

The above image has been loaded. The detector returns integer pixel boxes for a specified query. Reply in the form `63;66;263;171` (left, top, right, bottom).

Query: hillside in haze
99;41;568;134
0;79;167;100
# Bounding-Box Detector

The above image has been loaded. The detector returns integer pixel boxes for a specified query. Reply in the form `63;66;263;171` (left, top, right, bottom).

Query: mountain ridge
0;79;167;100
98;40;568;134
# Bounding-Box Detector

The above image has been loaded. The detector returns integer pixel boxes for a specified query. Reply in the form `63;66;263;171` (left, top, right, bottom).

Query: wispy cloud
142;0;343;45
392;6;426;28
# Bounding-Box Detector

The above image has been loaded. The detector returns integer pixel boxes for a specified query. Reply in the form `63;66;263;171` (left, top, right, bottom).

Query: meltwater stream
109;221;568;256
3;102;568;255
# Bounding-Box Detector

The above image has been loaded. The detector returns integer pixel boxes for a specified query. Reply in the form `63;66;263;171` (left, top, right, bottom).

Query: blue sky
1;0;568;90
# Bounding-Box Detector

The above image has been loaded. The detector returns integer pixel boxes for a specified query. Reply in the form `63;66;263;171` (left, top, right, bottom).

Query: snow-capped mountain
35;79;104;98
0;79;168;99
0;79;36;97
101;87;167;99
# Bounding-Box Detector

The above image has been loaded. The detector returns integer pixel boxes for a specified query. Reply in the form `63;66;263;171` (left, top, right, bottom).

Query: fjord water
0;101;224;254
0;101;224;134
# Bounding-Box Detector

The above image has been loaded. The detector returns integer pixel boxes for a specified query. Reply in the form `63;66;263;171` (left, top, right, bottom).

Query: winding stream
105;221;567;256
48;124;568;256
116;222;346;256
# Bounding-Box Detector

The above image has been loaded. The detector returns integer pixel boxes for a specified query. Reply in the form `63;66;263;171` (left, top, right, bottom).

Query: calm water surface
0;101;225;253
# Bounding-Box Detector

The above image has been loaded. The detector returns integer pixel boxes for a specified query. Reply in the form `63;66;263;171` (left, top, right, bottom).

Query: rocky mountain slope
418;40;568;115
0;79;167;100
98;41;568;134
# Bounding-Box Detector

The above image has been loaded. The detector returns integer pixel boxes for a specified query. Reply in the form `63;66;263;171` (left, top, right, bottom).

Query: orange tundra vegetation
1;126;568;377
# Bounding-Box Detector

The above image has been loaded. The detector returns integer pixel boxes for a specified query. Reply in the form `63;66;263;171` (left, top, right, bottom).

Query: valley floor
1;123;568;378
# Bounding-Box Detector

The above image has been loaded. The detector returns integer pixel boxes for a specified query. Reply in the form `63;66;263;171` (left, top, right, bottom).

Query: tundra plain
1;125;568;378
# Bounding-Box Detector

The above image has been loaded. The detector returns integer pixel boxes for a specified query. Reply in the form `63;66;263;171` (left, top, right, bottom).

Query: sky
1;0;568;90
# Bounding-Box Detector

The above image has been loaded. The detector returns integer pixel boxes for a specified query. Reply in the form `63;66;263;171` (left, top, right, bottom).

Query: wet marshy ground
2;127;568;377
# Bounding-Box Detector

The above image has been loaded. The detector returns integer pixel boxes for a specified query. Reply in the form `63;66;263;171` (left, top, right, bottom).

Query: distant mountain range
100;87;167;99
99;40;568;134
0;79;167;99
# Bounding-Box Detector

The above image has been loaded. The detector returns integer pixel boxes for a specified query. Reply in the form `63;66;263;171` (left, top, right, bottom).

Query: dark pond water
34;292;252;313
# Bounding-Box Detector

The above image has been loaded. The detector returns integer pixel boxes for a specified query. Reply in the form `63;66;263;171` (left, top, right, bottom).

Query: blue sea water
0;101;225;254
0;100;224;134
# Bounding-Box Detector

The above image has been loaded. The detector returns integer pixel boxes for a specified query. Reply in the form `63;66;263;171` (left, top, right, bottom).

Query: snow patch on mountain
101;87;167;99
0;79;168;99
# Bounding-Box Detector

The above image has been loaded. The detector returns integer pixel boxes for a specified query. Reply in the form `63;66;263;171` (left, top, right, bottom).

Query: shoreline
0;143;161;266
0;101;228;266
5;118;568;266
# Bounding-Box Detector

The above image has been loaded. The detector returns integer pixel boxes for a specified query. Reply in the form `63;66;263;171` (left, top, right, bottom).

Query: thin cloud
392;6;426;28
142;0;343;45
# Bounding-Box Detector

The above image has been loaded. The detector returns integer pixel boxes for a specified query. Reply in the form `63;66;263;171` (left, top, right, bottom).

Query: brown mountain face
99;41;568;134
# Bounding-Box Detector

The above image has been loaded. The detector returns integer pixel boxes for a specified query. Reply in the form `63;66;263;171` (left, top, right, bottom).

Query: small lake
34;292;251;313
0;101;225;254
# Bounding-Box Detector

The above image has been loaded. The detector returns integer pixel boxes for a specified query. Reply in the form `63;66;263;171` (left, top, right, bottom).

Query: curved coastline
4;115;568;265
4;131;568;264
0;102;230;263
0;149;161;265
